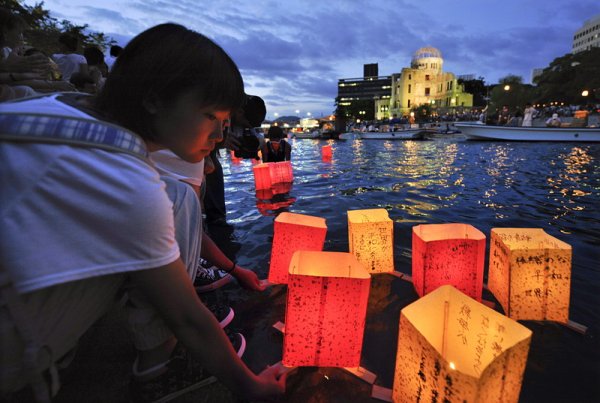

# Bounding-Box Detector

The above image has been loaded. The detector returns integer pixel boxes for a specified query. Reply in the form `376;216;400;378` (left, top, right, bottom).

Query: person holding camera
261;125;291;162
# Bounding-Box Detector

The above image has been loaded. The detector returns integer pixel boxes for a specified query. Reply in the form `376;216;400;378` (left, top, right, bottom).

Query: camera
227;94;266;159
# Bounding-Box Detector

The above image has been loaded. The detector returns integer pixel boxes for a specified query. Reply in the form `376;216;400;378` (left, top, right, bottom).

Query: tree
534;48;600;105
488;75;536;113
1;0;116;54
458;76;487;107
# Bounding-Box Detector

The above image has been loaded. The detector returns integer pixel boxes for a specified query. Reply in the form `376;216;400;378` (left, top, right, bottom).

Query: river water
213;136;600;402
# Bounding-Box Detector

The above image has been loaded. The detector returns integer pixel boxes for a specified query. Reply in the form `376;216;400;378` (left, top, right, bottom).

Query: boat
292;130;320;139
359;128;429;140
455;123;600;142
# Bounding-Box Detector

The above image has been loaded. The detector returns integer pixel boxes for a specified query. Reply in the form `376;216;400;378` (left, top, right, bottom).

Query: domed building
375;46;473;119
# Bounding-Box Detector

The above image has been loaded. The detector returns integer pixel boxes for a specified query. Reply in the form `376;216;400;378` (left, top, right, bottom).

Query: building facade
383;47;472;119
336;64;391;118
572;14;600;53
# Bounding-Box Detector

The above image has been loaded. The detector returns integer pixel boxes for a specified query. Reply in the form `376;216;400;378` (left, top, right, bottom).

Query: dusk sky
23;0;600;119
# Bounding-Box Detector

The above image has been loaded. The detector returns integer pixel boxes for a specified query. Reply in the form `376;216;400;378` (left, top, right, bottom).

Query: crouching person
0;23;286;402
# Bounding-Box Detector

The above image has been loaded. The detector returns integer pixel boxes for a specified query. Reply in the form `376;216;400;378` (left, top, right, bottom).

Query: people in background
104;44;122;71
522;103;537;127
545;113;562;127
261;125;291;162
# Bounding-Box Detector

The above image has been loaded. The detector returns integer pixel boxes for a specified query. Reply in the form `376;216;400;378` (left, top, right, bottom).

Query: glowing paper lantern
283;251;371;367
412;223;486;301
230;150;242;164
393;285;532;403
322;145;332;160
347;209;394;274
269;160;293;184
488;228;572;323
268;212;327;284
252;163;272;190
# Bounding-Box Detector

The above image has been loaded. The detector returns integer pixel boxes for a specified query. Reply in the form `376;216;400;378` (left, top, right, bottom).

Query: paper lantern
230;150;242;164
270;160;293;184
322;145;332;160
253;163;272;190
283;251;371;367
412;223;486;301
347;209;394;274
268;212;327;284
393;285;532;403
488;228;572;323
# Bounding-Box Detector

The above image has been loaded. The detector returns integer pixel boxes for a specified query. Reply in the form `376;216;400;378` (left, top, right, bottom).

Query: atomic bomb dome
410;46;443;72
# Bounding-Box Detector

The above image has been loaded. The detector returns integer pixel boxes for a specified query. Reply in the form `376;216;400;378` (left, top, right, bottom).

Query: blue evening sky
24;0;599;119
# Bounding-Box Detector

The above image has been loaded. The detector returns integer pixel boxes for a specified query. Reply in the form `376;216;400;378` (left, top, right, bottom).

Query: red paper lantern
488;228;572;323
270;160;293;184
253;163;272;190
322;145;332;160
230;150;242;164
268;212;327;284
412;223;486;301
283;251;371;367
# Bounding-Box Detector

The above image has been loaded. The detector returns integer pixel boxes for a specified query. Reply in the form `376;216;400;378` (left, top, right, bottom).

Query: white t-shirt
0;95;180;293
150;149;205;187
52;53;87;81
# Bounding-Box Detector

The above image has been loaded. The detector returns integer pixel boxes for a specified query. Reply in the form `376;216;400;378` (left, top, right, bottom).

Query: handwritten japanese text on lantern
488;228;572;323
268;212;327;284
347;209;394;274
283;251;371;368
393;285;532;403
412;223;486;301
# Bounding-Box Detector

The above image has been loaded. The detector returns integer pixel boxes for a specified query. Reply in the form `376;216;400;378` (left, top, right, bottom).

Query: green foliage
488;75;537;113
411;103;432;122
458;76;487;106
534;48;600;105
1;0;116;54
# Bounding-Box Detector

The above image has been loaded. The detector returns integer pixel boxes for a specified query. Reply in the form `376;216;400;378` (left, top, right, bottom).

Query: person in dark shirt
261;125;291;162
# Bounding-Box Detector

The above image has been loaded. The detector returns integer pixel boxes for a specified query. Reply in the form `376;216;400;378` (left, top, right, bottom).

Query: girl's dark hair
95;23;244;141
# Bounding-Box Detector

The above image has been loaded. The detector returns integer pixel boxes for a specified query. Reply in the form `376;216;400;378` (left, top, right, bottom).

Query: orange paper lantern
253;163;272;190
268;212;327;284
322;145;332;158
283;251;371;367
269;160;293;184
412;223;486;301
347;209;394;274
488;228;572;323
393;285;532;403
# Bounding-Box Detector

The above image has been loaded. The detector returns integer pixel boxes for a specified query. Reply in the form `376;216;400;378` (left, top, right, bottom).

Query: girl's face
151;90;230;163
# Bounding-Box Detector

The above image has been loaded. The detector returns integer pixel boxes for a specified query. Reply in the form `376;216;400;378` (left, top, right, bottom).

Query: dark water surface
216;137;600;403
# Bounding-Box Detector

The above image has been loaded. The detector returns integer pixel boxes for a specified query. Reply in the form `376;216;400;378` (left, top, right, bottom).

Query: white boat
293;130;320;139
455;123;600;142
359;128;427;140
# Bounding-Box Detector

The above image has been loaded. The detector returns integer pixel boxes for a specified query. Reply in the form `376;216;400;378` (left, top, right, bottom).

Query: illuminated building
383;47;473;119
572;14;600;54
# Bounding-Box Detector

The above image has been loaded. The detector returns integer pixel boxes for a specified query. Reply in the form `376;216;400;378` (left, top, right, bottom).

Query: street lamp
582;90;589;97
504;85;510;91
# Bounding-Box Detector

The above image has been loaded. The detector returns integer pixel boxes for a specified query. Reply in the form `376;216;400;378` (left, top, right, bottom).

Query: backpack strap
0;112;148;161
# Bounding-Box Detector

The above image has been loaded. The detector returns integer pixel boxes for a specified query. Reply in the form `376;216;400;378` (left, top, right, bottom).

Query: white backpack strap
0;112;149;161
